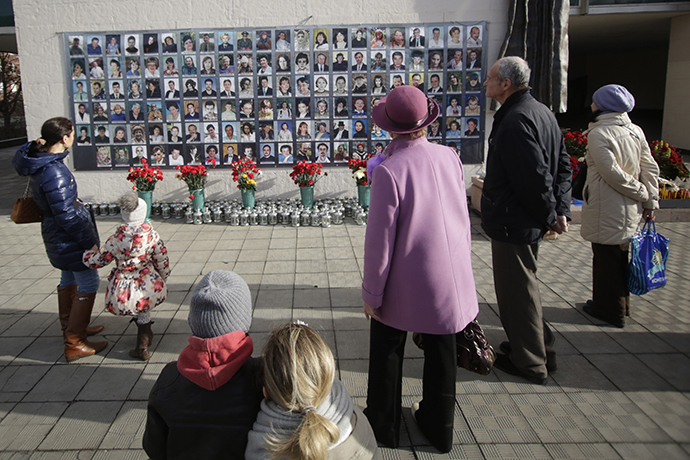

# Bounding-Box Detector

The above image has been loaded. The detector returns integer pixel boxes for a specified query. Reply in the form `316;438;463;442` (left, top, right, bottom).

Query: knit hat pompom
592;84;635;114
120;192;147;225
120;192;139;213
188;270;253;338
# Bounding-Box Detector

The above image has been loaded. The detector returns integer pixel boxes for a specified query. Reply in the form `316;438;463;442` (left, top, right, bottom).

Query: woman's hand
364;302;381;321
548;215;569;234
642;209;656;222
90;244;99;251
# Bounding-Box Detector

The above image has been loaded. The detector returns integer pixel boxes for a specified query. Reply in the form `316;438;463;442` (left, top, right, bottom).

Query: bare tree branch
0;52;24;129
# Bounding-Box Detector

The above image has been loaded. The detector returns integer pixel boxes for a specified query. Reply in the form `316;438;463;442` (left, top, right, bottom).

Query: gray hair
497;57;530;89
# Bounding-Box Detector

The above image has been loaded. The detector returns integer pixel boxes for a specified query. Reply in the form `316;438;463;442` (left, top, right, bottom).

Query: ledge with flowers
78;148;382;205
115;158;355;212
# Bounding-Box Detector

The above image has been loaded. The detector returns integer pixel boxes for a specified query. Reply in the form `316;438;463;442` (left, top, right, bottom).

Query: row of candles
90;198;369;227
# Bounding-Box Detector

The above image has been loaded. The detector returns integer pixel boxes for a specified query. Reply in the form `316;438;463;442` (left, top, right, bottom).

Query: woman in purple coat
362;86;478;453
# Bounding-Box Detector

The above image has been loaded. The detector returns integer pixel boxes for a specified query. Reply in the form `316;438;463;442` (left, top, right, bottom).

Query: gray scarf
245;380;354;460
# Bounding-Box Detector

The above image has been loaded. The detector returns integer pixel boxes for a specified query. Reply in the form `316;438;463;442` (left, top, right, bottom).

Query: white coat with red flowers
83;223;170;315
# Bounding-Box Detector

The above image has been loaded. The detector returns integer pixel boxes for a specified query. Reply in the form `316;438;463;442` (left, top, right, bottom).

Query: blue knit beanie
592;84;635;114
188;270;252;338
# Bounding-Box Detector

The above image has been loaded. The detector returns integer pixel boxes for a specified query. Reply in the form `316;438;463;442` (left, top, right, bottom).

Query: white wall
14;0;507;202
663;13;690;150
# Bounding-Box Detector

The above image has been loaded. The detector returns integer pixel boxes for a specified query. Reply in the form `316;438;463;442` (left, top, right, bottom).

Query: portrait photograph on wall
65;22;486;170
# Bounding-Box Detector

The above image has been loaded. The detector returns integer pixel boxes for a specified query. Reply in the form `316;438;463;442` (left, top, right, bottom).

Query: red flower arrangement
126;158;163;192
176;164;209;198
569;155;585;180
650;140;689;181
231;157;261;191
290;161;327;187
563;130;588;159
348;158;369;186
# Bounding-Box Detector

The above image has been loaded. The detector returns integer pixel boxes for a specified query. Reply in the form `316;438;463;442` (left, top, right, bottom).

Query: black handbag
11;179;43;224
413;319;496;375
572;161;587;201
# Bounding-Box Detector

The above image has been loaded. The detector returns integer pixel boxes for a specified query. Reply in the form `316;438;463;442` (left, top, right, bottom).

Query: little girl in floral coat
84;193;170;360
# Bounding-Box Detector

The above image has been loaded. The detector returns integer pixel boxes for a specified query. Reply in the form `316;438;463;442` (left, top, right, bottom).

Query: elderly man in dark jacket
481;57;571;385
143;270;263;460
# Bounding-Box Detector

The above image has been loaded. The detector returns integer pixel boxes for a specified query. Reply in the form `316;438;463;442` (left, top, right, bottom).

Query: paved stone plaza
1;146;689;459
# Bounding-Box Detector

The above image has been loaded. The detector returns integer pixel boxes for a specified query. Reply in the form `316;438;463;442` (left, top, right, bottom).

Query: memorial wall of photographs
65;24;486;170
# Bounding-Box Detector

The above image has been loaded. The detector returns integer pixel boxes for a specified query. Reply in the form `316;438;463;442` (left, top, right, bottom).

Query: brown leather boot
129;321;154;361
57;285;104;337
64;292;108;362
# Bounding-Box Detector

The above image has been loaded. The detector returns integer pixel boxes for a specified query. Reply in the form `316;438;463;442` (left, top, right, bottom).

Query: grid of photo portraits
66;24;485;170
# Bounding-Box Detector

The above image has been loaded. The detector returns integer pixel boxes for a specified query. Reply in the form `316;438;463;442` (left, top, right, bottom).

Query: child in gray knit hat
187;269;253;338
143;270;263;460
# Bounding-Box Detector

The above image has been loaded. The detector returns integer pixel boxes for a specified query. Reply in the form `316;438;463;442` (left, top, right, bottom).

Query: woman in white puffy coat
580;84;659;328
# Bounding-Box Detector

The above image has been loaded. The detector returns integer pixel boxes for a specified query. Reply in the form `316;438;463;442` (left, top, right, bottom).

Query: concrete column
662;13;690;150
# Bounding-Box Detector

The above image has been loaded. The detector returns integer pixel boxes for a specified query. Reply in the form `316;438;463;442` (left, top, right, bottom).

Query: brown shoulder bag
11;178;44;224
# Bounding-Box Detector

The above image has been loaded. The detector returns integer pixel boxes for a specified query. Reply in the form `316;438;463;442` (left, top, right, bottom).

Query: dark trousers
491;239;549;379
364;319;456;453
592;242;630;321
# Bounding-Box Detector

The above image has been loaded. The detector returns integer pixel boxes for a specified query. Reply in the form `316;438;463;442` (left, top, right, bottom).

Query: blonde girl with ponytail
245;322;379;460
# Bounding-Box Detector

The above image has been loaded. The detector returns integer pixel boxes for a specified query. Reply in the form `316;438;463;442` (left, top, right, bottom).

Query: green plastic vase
357;185;371;209
300;185;314;209
136;189;153;223
190;189;205;211
241;189;255;209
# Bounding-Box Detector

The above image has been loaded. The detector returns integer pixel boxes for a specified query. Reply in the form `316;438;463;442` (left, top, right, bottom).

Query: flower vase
241;189;255;209
357;185;371;209
300;185;314;209
190;189;205;211
136;189;153;223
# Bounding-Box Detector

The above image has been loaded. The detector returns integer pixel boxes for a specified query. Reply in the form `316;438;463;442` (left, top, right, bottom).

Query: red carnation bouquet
290;161;326;187
176;164;208;198
347;158;368;186
127;158;163;192
563;130;588;159
569;155;584;180
231;157;261;191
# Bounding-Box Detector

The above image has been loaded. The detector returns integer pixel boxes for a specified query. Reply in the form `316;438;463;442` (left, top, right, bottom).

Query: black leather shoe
499;341;557;373
493;353;547;385
409;401;452;453
363;408;399;449
583;303;624;328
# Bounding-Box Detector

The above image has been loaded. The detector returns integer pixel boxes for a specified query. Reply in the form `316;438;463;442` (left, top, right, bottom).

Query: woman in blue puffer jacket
13;117;108;361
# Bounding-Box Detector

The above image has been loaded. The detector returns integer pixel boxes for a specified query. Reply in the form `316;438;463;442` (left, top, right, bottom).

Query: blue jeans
60;269;100;294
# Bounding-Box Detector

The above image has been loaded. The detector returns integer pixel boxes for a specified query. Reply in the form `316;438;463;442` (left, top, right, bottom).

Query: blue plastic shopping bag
627;221;669;295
